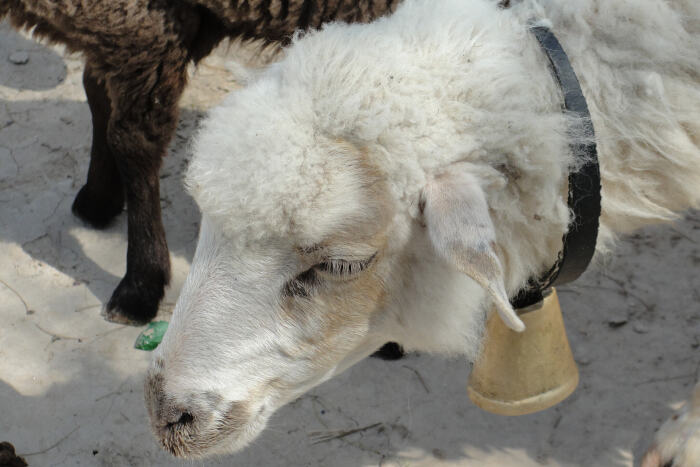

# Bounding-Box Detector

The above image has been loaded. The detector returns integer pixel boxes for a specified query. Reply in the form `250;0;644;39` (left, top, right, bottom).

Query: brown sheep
0;0;400;324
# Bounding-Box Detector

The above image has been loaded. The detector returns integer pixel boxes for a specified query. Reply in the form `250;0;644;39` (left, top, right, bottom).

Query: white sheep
642;384;700;467
144;0;700;459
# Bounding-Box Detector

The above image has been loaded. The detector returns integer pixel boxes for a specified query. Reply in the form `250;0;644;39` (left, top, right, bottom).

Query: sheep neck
511;24;601;309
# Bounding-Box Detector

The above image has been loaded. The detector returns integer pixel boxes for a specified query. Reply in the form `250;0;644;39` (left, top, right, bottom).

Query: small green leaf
134;321;169;351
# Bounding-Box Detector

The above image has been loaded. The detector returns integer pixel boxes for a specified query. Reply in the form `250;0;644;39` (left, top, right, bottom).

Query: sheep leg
101;63;187;325
71;63;125;228
371;342;405;360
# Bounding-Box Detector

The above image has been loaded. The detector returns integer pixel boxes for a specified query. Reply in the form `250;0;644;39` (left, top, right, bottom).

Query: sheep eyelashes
317;255;376;277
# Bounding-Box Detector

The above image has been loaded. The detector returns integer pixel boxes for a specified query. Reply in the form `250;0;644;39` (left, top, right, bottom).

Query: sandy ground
1;22;699;467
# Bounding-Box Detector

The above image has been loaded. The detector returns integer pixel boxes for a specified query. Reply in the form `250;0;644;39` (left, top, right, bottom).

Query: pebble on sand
8;51;29;65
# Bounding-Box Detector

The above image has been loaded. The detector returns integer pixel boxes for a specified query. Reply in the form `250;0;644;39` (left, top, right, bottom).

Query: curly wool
188;0;700;301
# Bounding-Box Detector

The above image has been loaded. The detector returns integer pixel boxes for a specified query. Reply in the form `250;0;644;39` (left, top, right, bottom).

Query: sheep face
144;136;405;457
145;222;394;457
144;132;522;457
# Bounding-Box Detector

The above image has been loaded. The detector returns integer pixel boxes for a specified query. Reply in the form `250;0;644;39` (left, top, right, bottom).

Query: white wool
188;0;700;308
159;0;700;455
519;0;700;251
642;384;700;467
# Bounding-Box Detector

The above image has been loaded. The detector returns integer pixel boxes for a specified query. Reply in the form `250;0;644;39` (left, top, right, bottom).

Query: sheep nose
165;410;195;429
144;368;196;430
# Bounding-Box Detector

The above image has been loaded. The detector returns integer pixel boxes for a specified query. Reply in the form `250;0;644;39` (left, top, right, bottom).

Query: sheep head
143;0;568;453
144;97;520;458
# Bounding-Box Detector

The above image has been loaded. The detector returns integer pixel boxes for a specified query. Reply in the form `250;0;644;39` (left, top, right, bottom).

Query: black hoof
0;442;27;467
371;342;405;360
103;273;165;326
72;184;124;229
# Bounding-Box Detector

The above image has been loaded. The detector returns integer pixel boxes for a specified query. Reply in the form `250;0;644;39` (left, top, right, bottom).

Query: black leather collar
511;25;602;309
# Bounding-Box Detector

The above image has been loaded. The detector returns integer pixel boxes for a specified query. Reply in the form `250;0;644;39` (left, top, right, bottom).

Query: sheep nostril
178;412;194;425
166;411;194;429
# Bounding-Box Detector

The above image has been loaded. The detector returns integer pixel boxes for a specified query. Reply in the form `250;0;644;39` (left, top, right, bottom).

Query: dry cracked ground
1;21;699;467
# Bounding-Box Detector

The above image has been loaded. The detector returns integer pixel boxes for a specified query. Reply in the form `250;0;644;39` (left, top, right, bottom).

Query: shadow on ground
0;99;202;309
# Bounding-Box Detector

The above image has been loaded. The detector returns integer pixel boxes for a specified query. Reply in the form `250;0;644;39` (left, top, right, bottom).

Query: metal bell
467;288;579;415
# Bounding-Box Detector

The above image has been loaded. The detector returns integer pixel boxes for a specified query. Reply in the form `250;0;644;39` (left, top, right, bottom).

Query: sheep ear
422;170;525;332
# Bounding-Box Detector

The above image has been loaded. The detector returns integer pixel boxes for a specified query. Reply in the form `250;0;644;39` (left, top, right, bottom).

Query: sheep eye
283;254;377;298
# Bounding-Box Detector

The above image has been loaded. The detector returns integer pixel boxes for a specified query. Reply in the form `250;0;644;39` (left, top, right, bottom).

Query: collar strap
511;25;602;309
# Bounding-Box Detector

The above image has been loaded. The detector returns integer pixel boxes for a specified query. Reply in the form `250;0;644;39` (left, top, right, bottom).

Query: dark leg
101;63;187;325
103;168;170;325
72;63;125;228
372;342;405;360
